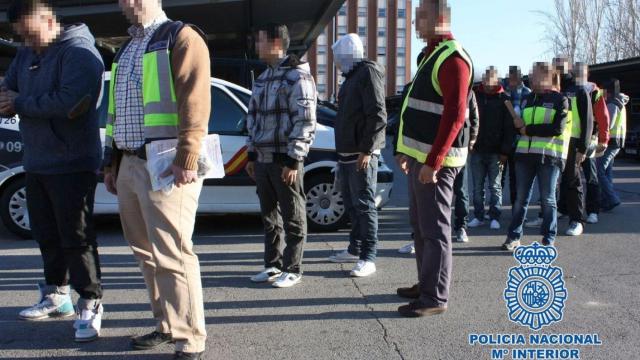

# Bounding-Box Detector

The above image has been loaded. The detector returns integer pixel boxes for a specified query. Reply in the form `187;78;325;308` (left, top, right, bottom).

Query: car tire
0;177;32;239
305;172;348;232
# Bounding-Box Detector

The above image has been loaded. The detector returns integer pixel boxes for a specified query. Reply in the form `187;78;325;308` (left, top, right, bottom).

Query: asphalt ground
1;149;639;360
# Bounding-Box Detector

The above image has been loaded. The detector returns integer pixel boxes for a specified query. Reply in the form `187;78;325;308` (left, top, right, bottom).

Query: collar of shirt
127;11;169;39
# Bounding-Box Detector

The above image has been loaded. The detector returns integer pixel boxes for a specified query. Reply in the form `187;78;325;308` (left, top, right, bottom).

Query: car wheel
0;177;32;239
305;172;347;232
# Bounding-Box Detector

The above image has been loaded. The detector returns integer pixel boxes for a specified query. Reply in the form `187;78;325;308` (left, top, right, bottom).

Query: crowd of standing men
0;0;628;359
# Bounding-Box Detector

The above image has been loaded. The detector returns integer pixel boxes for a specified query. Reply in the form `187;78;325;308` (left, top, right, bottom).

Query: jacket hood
56;23;96;48
614;93;630;107
332;33;365;74
280;55;311;73
479;84;504;95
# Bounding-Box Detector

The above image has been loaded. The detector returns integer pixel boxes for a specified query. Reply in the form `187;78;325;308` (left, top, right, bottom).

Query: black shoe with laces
131;331;172;350
174;351;204;360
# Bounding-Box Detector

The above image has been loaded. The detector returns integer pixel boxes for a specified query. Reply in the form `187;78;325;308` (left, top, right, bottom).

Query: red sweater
591;84;610;144
424;34;471;170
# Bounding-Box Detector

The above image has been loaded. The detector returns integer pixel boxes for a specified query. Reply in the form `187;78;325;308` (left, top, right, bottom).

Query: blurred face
256;31;283;62
119;0;161;25
13;6;60;50
483;69;499;90
531;63;553;93
553;57;570;75
415;1;445;41
508;72;521;88
574;63;588;85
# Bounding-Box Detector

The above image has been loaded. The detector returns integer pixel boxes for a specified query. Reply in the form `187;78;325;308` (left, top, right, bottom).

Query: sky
410;0;556;79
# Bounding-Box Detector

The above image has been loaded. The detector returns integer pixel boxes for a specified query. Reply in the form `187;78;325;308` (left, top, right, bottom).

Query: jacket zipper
529;94;537;152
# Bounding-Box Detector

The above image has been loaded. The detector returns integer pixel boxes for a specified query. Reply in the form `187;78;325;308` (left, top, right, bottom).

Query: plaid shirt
113;13;169;151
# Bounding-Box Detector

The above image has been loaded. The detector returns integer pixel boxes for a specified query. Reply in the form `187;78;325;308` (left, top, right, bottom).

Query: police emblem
503;242;567;331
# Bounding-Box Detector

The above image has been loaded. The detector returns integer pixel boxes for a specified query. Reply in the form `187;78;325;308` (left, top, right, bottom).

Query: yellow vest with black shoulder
516;100;572;160
103;21;204;165
611;104;627;145
396;40;474;167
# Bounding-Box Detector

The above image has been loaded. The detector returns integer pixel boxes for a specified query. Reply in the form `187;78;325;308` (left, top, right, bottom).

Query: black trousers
26;172;102;299
255;161;307;274
501;149;517;206
582;157;600;214
559;139;586;224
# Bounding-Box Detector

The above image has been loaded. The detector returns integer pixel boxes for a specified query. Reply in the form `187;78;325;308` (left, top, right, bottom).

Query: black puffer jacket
335;61;387;154
473;85;514;156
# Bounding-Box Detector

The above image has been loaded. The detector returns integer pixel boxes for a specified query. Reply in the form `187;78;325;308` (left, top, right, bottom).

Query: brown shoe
397;284;420;299
398;301;447;318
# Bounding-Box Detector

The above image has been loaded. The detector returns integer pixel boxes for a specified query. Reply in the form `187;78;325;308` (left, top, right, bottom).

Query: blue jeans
453;165;469;230
339;158;379;262
470;152;503;220
508;159;562;244
597;146;621;209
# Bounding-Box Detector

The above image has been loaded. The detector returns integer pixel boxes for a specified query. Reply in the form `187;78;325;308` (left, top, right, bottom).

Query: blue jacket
3;24;104;174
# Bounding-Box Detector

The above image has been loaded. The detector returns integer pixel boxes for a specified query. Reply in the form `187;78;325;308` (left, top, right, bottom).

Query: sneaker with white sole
524;217;544;228
19;283;75;321
397;243;415;254
586;213;598;224
454;228;468;243
490;220;501;230
502;238;521;251
566;221;584;236
484;214;491;220
272;273;302;288
74;300;103;343
328;249;359;263
250;267;282;283
350;260;377;277
467;218;485;228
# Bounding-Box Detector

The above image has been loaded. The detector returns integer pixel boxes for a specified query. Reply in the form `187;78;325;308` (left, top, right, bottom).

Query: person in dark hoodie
0;0;104;342
328;34;387;278
468;66;513;231
554;57;594;237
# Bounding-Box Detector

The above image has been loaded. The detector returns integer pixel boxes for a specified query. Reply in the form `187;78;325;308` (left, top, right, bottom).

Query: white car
0;75;394;238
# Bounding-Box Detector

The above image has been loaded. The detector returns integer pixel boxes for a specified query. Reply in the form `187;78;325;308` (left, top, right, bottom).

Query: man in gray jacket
245;24;317;288
328;34;387;277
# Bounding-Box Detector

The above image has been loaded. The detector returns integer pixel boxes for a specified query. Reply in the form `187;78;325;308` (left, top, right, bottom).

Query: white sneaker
502;238;521;251
19;284;75;321
397;243;415;254
467;218;485;228
454;228;469;243
566;222;584;236
74;301;103;343
350;260;377;277
524;217;544;228
586;213;599;224
484;214;491;220
490;220;501;230
250;267;282;283
328;249;359;263
272;273;302;288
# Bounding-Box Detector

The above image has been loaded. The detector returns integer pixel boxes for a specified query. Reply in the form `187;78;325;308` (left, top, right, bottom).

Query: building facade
307;0;413;101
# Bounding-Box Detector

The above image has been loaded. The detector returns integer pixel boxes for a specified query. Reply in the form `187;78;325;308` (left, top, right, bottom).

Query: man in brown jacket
103;1;210;359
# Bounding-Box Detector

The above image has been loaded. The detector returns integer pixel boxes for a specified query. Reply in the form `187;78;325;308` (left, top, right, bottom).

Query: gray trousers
255;161;307;274
407;158;460;307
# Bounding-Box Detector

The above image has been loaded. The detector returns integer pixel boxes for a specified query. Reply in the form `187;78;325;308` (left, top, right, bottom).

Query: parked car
0;74;394;239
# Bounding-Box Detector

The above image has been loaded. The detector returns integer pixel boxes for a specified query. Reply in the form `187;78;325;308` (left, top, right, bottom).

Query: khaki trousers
116;154;206;353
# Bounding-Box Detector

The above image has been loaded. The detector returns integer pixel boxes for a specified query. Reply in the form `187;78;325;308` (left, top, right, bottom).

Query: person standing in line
556;58;594;237
467;66;513;231
1;0;104;343
102;0;211;358
502;62;571;250
598;78;628;212
395;0;474;317
327;34;387;277
246;24;317;288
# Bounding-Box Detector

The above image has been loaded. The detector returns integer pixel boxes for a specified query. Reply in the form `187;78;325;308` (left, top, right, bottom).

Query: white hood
332;34;364;74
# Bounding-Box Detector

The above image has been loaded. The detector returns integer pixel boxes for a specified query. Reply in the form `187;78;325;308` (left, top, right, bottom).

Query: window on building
338;5;347;16
318;46;326;55
398;28;406;38
378;28;386;37
358;26;366;37
398;48;405;57
358;7;367;17
398;9;406;18
318;84;326;93
377;46;386;56
378;8;386;17
338;25;347;36
318;64;327;75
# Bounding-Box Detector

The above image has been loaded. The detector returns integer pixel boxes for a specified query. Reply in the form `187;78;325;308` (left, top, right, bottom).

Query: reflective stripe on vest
396;40;473;167
105;39;179;149
516;106;572;160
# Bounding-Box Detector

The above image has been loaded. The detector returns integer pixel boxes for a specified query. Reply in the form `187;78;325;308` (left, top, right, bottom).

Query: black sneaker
131;331;172;350
174;351;204;360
